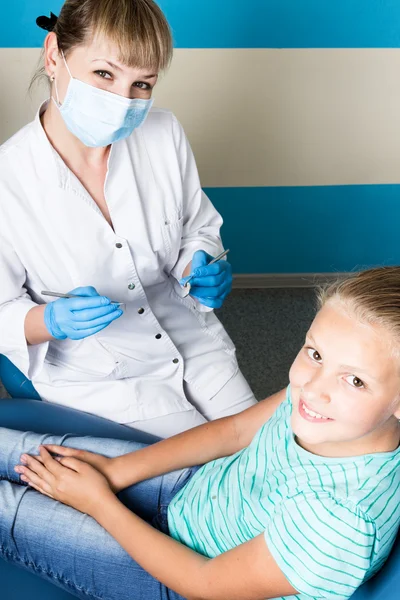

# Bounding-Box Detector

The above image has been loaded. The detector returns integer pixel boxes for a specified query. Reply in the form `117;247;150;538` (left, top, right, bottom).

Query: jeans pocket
173;465;202;495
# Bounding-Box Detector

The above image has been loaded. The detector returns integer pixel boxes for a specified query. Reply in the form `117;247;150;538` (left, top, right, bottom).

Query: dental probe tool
41;291;122;305
182;249;230;298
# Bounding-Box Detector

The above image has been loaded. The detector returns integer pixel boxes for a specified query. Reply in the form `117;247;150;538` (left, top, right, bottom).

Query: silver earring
50;75;55;82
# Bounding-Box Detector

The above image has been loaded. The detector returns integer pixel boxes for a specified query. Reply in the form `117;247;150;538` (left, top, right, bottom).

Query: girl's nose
302;378;331;405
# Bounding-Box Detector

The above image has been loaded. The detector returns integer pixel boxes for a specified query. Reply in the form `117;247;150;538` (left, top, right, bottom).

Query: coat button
172;358;179;364
138;308;145;315
155;334;162;339
115;243;123;249
128;283;135;290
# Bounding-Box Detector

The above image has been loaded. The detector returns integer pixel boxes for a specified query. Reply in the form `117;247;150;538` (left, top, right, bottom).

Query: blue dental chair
0;355;159;600
0;354;399;600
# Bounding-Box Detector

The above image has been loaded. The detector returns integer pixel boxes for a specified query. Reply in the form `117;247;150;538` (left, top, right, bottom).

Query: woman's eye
95;70;112;79
346;375;365;389
134;82;150;90
306;348;322;362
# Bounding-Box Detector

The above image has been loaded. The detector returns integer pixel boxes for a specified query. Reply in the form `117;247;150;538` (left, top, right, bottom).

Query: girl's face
289;301;400;457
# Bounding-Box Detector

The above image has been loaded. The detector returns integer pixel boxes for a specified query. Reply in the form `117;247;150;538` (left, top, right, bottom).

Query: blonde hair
31;0;173;87
318;266;400;349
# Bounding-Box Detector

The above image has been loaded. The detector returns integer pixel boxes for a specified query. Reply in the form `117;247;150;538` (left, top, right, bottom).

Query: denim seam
0;474;25;485
0;546;103;599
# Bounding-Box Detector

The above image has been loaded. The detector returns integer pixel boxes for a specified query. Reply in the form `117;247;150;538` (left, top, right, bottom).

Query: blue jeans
0;427;198;599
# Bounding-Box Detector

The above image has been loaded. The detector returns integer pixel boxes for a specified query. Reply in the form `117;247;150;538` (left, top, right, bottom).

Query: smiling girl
1;266;399;600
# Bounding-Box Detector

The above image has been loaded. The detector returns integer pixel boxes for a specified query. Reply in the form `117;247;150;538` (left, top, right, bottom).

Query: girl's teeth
303;403;328;420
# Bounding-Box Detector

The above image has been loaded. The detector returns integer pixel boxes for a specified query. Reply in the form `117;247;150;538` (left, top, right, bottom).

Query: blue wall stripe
206;185;400;274
2;1;400;49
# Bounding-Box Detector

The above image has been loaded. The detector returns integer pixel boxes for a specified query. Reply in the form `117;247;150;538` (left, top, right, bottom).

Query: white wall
2;48;400;188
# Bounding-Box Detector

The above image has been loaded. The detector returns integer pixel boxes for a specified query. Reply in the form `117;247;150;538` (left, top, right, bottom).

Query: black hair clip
36;12;58;32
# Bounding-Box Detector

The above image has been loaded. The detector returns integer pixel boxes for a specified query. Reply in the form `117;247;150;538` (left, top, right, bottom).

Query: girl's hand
14;446;114;516
40;444;124;493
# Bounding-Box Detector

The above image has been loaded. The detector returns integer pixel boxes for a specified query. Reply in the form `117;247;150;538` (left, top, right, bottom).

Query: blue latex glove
44;286;123;340
180;250;233;309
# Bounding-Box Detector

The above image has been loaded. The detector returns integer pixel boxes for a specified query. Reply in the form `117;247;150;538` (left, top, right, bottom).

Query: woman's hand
44;286;123;340
14;446;115;516
180;250;233;309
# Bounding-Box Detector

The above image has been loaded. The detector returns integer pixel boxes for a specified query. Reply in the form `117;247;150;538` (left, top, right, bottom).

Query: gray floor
0;288;317;401
217;288;316;399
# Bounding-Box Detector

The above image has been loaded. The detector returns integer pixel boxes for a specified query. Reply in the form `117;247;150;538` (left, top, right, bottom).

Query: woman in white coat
0;0;256;437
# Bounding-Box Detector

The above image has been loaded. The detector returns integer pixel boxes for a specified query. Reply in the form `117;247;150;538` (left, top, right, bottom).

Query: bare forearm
94;496;208;600
112;390;287;491
113;415;241;490
25;305;53;345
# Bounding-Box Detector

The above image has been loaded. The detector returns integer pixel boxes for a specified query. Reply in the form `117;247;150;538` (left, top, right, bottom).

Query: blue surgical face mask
52;54;154;147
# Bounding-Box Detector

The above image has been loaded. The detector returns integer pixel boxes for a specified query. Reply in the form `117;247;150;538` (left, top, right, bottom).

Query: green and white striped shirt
168;386;400;599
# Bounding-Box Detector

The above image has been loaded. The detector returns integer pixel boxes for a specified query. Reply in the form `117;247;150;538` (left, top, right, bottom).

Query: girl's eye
95;70;112;79
306;348;322;362
346;375;365;389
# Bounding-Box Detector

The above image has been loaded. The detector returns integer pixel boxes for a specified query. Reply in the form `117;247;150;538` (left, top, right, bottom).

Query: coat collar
31;100;68;188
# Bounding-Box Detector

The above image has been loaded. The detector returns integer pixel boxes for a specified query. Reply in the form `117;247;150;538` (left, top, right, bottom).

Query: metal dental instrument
182;249;230;298
41;291;122;305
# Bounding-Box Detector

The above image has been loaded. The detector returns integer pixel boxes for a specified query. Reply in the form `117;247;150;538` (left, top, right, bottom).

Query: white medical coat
0;103;238;423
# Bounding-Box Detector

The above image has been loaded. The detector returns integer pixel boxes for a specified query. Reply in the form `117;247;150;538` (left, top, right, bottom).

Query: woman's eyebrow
91;59;158;79
91;58;123;71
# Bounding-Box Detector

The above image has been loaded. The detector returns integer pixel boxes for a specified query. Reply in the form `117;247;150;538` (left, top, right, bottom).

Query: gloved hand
44;286;123;340
180;250;233;309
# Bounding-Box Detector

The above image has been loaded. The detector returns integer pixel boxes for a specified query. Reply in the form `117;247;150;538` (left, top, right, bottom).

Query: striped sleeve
264;492;376;599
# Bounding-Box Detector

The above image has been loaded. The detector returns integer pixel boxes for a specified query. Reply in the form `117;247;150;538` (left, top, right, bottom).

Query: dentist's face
46;33;159;103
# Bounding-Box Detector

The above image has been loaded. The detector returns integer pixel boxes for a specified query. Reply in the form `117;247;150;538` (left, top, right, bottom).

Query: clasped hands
14;445;119;517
